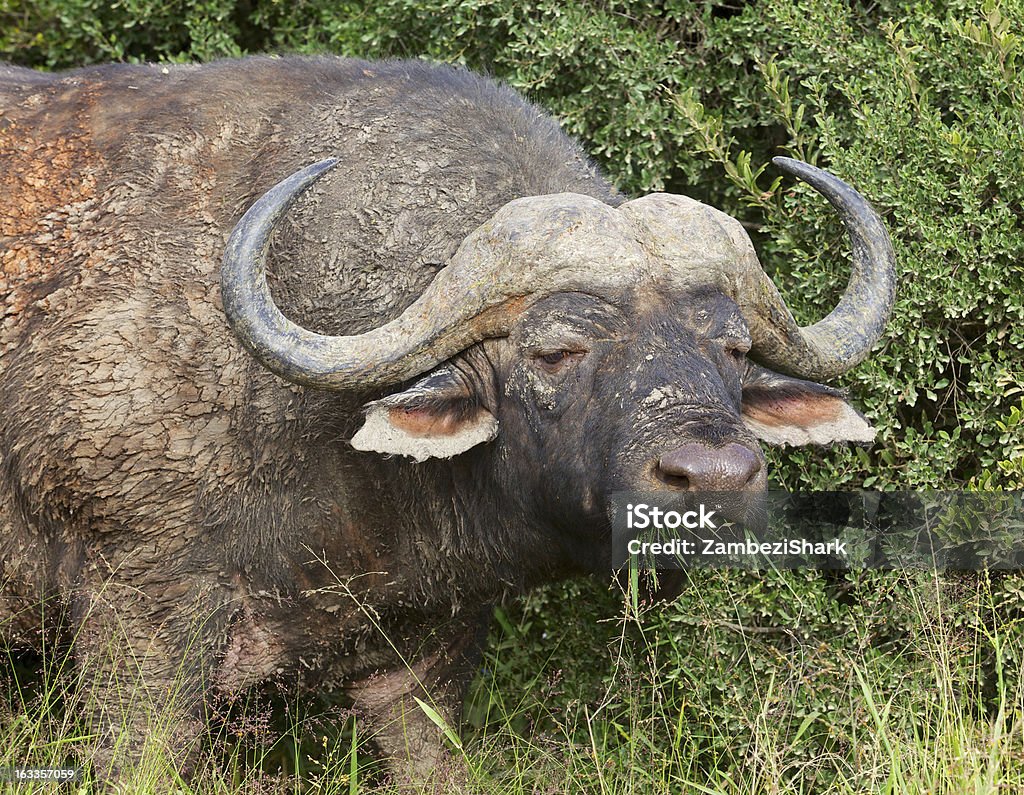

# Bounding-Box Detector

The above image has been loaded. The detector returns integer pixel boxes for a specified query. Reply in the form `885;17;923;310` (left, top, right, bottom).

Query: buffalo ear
351;366;497;462
741;365;875;446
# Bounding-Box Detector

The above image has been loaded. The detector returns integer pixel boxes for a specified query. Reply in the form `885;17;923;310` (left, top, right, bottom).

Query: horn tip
308;157;340;177
771;156;811;177
771;156;848;198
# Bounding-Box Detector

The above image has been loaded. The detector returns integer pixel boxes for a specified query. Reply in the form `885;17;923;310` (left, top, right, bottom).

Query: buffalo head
221;157;894;571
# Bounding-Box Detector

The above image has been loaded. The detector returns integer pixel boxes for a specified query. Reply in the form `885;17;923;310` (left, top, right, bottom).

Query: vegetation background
2;0;1024;791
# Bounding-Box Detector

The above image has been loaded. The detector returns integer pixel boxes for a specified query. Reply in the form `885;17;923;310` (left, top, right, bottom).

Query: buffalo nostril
656;442;762;491
653;467;690;490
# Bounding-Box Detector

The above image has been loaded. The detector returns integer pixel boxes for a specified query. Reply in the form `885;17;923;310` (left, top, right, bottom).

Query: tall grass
459;572;1024;795
2;571;1022;793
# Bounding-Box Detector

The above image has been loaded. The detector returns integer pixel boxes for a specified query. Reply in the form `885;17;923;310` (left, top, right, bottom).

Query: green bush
3;0;1024;790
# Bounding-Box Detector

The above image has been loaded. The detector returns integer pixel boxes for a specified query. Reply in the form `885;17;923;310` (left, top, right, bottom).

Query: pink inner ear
742;391;843;428
388;406;476;438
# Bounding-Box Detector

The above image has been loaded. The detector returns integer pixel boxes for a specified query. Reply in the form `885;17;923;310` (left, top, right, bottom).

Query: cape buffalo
0;56;894;784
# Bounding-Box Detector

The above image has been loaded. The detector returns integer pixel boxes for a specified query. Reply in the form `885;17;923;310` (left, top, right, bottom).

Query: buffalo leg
345;609;489;787
71;571;229;785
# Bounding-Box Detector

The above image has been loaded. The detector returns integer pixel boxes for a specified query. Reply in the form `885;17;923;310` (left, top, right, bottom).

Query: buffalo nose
656;443;762;491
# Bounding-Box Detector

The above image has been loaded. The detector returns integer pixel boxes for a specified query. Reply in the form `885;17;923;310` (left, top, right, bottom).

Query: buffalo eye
533;349;585;373
725;340;750;364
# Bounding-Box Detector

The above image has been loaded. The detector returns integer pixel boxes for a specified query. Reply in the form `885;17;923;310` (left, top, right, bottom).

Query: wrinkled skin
0;56;874;786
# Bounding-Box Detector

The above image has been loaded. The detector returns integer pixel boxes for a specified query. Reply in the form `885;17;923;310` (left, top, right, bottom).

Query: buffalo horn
221;159;643;389
742;157;896;380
